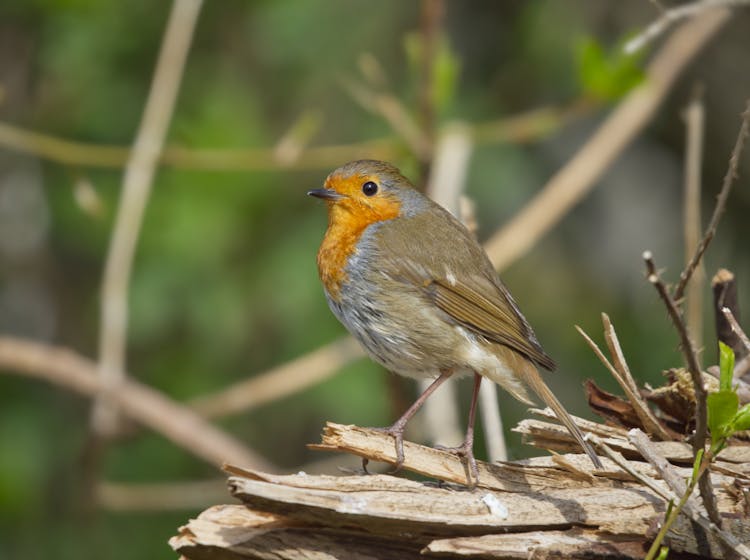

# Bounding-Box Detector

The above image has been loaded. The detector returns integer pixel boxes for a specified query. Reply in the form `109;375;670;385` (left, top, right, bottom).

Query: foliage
707;342;750;454
575;36;644;101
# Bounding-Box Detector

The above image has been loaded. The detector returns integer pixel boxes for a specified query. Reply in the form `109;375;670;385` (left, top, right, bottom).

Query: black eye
362;181;378;196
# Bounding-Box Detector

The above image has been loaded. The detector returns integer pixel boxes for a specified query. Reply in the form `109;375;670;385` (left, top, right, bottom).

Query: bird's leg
461;372;482;486
364;368;454;474
435;372;482;487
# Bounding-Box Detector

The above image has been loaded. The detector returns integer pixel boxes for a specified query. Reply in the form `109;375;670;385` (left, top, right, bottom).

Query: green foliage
735;404;750;431
404;32;460;117
718;340;735;391
575;36;644;101
707;342;748;455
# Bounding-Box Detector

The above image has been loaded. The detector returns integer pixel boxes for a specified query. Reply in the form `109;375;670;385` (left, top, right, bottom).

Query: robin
308;159;601;483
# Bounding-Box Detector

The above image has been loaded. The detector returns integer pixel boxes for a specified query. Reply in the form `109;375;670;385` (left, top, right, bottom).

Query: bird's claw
363;425;406;474
434;441;480;488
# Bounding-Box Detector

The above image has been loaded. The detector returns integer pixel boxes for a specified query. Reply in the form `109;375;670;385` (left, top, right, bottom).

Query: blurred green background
1;1;749;558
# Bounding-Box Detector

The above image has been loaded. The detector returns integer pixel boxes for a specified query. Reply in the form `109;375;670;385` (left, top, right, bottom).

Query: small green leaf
656;545;670;560
575;36;644;101
718;341;735;392
707;390;739;441
691;448;704;483
732;404;750;432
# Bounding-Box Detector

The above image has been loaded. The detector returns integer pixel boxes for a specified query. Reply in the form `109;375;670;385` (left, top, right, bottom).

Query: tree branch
0;336;269;470
484;9;730;272
93;0;203;436
674;99;750;301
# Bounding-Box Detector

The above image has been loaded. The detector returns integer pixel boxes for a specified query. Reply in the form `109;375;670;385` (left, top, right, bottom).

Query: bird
308;159;602;484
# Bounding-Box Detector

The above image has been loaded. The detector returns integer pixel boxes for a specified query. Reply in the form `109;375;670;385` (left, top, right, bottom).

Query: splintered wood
170;420;750;560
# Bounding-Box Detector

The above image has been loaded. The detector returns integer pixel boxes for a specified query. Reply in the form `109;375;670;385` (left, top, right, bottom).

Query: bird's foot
361;425;405;475
434;441;479;488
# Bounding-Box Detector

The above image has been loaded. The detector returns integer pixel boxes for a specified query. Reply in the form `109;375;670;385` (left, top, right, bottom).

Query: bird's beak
307;188;346;201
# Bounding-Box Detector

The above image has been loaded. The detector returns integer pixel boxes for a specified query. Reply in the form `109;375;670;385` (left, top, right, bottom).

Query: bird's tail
522;365;602;469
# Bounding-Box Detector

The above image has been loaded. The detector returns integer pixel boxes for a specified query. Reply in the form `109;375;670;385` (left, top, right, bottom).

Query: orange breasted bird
308;160;602;482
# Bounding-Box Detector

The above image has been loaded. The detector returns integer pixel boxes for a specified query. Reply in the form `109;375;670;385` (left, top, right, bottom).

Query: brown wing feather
428;279;556;370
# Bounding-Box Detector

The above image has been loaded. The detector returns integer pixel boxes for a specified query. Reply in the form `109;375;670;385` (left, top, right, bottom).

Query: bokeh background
1;1;749;558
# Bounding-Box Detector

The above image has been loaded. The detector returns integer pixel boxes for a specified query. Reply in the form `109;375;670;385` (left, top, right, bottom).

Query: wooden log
170;422;750;559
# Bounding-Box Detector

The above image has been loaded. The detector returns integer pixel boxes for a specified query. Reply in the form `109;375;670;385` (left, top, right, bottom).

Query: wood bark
170;420;750;559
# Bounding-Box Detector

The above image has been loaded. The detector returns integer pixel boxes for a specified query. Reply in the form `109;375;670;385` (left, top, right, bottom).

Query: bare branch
416;0;444;181
682;87;705;346
190;337;364;419
93;0;203;435
484;9;729;272
340;77;431;161
713;269;748;361
625;0;749;54
722;307;750;354
629;429;750;559
674;99;750;301
643;251;722;529
601;314;674;440
0;336;270;469
0;103;587;172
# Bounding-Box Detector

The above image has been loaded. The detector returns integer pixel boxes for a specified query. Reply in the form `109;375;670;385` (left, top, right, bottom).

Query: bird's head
308;160;417;227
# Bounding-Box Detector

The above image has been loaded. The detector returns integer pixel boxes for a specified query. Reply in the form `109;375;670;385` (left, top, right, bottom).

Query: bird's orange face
309;170;403;299
313;171;403;227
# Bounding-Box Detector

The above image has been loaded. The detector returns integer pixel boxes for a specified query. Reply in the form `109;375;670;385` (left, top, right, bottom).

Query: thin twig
577;323;671;440
591;433;750;559
416;0;443;182
190;337;364;419
643;251;722;528
628;430;695;505
272;111;322;166
0;336;269;469
674;99;750;301
629;429;750;560
575;325;624;382
644;252;706;435
93;0;203;436
588;435;673;501
713;269;748;360
682;87;705;346
722;307;750;354
0;103;588;172
484;9;730;272
625;0;750;54
340;77;431;161
601;314;673;440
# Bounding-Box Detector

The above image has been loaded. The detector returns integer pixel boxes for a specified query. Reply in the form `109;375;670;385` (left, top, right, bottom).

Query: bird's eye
362;181;378;196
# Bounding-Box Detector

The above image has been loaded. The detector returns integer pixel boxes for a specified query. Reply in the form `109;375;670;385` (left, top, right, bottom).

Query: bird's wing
425;276;555;371
374;207;556;371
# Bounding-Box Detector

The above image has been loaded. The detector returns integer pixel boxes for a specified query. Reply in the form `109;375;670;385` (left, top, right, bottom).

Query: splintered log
170;420;750;560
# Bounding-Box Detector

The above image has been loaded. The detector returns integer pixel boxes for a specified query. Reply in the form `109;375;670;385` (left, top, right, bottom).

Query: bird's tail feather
522;365;602;469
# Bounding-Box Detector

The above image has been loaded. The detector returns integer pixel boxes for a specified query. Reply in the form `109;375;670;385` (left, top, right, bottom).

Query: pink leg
461;372;482;486
367;369;454;472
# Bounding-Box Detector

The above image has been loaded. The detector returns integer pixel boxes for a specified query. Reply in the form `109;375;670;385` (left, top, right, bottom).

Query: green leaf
691;448;704;483
656;546;670;560
718;341;735;392
733;404;750;432
575;36;644;101
707;390;739;442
